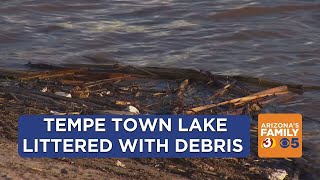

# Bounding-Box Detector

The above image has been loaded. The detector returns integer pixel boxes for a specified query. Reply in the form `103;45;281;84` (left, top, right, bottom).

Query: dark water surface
1;0;320;163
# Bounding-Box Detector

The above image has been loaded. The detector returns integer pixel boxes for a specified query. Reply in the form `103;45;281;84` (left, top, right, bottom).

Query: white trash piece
116;160;126;168
41;87;48;93
50;110;67;115
127;105;140;114
50;110;81;115
54;92;72;98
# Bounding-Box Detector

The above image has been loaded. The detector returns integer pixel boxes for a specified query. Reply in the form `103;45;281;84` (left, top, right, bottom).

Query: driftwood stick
173;79;189;114
85;75;133;88
13;89;120;112
231;75;320;91
93;110;135;115
26;62;64;70
9;93;20;102
60;64;216;81
26;93;69;108
250;85;288;96
13;93;68;109
234;85;288;106
60;79;84;85
187;86;289;114
128;65;160;77
247;93;296;107
19;69;87;81
209;81;235;100
25;91;104;108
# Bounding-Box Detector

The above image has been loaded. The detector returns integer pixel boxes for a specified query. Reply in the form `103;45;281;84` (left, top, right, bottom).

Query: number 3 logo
262;137;276;148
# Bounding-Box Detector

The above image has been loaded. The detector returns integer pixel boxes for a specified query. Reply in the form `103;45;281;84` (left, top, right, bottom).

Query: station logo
258;114;302;158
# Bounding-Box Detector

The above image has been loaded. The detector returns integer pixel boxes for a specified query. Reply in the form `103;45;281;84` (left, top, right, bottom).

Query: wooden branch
24;91;104;108
186;86;289;114
60;79;84;85
234;85;288;106
250;85;288;96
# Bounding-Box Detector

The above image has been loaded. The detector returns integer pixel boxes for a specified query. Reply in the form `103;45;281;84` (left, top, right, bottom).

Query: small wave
0;30;19;43
0;3;102;15
160;20;196;29
216;29;292;41
128;5;171;16
23;3;101;12
37;23;74;33
210;4;320;20
78;21;147;33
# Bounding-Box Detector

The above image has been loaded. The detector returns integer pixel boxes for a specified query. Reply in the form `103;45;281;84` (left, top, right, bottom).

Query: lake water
1;0;319;164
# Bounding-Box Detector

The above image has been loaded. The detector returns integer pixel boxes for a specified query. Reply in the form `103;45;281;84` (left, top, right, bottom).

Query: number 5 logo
280;138;299;148
291;138;299;148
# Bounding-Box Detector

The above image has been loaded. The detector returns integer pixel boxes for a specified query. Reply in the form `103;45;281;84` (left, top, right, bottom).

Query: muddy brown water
1;0;319;167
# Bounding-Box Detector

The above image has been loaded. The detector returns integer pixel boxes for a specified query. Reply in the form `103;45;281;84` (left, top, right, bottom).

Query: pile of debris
0;63;298;116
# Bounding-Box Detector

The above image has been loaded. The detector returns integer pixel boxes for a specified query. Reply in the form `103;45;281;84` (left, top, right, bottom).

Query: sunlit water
1;0;320;165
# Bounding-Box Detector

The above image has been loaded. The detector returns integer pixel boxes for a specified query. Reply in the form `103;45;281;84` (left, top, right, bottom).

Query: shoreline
0;64;317;179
